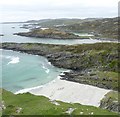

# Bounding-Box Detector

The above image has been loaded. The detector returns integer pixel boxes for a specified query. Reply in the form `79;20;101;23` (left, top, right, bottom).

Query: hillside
21;17;118;40
24;18;98;27
1;89;118;115
57;17;118;40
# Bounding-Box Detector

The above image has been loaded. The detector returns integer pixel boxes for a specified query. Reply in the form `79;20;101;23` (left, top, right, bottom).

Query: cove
0;49;65;93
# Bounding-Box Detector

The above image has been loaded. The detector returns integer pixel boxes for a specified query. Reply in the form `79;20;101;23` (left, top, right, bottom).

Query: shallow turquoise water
1;49;64;93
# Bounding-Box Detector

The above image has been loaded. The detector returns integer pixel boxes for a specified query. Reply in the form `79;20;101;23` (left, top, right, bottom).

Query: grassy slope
100;91;119;112
1;89;118;115
22;18;118;40
57;17;118;39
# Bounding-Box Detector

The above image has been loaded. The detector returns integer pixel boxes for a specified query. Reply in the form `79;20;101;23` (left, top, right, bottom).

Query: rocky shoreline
1;42;119;113
1;42;118;90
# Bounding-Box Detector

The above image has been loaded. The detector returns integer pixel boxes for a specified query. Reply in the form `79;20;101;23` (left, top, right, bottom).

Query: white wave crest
15;85;44;94
7;57;20;65
45;69;50;73
42;64;50;73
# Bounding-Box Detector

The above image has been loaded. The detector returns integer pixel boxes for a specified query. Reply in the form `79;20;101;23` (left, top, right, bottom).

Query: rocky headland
14;28;88;39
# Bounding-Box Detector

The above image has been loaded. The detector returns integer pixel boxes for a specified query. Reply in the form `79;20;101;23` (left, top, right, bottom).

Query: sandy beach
15;76;111;107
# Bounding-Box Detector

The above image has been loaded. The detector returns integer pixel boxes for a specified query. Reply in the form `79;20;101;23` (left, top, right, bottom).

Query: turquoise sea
1;49;64;93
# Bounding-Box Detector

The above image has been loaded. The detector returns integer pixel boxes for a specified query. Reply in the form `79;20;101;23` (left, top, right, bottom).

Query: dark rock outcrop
100;91;120;113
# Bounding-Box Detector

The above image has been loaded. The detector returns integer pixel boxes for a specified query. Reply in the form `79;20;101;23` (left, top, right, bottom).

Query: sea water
0;49;64;93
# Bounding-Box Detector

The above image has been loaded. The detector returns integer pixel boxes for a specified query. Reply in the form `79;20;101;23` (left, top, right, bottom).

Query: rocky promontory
14;28;86;39
1;42;119;91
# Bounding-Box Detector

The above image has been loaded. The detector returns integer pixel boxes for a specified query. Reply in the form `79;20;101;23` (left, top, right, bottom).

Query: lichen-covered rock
100;91;119;113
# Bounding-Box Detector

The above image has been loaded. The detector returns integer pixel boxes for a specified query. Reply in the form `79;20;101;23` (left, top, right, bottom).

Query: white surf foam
7;57;20;65
42;64;50;73
15;85;44;94
45;69;50;73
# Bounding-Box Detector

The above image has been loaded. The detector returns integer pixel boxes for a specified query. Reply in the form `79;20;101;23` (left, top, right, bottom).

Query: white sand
15;77;110;107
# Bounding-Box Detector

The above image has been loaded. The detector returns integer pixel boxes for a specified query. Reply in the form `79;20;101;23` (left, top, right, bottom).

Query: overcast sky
0;0;119;22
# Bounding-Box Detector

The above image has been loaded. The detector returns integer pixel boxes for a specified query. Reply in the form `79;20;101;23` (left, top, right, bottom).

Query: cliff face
14;28;85;39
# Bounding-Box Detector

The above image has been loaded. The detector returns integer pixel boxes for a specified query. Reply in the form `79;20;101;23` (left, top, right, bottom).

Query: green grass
96;71;118;90
1;89;118;115
101;91;119;102
97;71;118;81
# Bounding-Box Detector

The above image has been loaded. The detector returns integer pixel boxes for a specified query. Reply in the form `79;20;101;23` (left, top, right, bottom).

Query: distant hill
57;17;118;40
24;18;101;28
